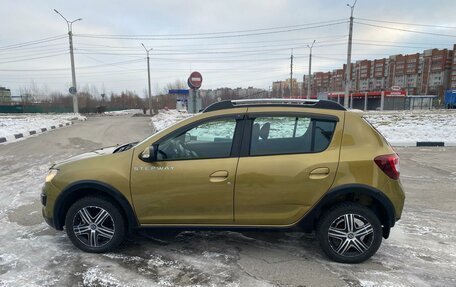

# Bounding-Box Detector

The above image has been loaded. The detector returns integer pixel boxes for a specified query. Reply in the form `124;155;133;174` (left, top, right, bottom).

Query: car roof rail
202;98;346;113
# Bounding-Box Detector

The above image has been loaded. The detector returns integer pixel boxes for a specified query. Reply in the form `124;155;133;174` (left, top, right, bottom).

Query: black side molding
299;184;397;232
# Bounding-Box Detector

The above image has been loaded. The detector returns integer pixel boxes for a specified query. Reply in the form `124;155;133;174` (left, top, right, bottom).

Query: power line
355;21;456;38
0;43;68;55
74;21;348;40
0;59;144;72
0;52;68;64
0;48;68;60
0;35;67;50
356;18;456;29
74;34;348;50
73;38;345;55
352;39;454;46
74;19;346;38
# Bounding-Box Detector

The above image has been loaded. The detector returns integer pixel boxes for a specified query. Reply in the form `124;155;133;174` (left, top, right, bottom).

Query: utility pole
54;9;82;113
307;40;316;99
290;49;293;98
344;0;357;108
141;43;153;115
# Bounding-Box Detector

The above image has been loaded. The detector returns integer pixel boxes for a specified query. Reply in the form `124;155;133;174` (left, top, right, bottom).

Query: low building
0;87;12;103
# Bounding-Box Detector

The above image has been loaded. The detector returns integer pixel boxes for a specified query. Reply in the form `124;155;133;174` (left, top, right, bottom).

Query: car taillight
374;154;400;180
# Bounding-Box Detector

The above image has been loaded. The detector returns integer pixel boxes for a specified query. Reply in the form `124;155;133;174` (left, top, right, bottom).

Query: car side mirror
141;144;158;162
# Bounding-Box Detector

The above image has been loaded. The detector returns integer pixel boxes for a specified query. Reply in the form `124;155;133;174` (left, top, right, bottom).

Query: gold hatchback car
42;99;404;263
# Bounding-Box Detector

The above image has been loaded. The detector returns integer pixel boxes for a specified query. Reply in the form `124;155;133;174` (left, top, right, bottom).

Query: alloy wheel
327;213;374;257
72;206;115;248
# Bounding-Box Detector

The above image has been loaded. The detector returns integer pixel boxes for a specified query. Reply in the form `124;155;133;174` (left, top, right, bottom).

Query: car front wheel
317;203;382;263
65;196;126;253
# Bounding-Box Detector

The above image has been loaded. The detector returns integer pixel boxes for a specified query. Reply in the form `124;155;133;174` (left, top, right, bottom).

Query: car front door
130;114;244;225
234;110;343;225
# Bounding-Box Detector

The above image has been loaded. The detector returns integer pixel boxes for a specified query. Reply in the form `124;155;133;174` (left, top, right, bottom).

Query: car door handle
309;167;330;179
209;170;229;183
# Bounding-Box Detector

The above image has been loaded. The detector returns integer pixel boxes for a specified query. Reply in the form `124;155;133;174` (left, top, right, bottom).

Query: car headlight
45;169;59;183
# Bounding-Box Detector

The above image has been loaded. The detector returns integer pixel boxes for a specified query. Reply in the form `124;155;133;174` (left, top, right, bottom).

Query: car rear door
234;108;344;225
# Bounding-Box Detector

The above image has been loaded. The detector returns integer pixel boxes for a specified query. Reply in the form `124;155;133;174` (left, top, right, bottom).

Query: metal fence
331;96;439;111
0;104;128;114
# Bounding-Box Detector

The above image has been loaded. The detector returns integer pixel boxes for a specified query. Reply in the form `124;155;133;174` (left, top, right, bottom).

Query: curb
0;121;74;144
391;142;456;147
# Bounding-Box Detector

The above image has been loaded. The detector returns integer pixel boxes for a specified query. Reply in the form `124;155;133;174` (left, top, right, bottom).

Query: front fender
53;180;138;231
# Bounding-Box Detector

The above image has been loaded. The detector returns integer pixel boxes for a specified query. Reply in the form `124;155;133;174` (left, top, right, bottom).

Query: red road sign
188;71;203;89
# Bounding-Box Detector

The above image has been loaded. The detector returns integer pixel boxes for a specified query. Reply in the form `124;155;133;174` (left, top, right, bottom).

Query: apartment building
329;69;344;92
314;72;331;94
275;44;456;99
452;44;456;89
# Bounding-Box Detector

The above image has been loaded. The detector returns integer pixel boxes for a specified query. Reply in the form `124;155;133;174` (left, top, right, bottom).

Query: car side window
250;116;336;156
157;118;237;161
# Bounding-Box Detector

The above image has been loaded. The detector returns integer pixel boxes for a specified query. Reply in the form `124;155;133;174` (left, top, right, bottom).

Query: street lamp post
307;40;316;99
54;9;81;114
141;43;153;116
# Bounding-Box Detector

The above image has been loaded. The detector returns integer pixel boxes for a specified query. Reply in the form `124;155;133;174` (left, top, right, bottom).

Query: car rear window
250;116;336;156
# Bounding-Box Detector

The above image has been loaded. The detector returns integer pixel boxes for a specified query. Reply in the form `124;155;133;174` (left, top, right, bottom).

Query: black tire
65;196;126;253
317;203;382;263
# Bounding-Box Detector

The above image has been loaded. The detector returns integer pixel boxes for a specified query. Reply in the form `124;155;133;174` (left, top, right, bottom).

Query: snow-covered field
364;110;456;145
149;109;456;145
150;109;191;133
0;114;87;142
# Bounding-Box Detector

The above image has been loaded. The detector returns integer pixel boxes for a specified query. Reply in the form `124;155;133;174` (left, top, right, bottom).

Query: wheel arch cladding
53;180;138;231
301;184;396;238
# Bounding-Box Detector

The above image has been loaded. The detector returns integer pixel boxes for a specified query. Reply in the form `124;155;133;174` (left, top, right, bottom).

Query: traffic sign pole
187;71;203;113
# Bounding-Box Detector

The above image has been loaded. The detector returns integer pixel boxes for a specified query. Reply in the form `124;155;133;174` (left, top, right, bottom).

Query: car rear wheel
317;203;382;263
65;196;125;253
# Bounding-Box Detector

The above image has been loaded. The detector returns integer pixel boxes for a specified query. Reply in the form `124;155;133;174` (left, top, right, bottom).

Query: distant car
42;98;404;263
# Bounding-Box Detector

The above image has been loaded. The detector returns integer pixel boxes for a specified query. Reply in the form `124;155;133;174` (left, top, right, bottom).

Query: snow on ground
150;109;456;145
0;114;86;141
363;110;456;145
104;109;145;116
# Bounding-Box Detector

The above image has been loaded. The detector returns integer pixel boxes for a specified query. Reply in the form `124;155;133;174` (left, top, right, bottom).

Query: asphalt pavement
0;115;455;287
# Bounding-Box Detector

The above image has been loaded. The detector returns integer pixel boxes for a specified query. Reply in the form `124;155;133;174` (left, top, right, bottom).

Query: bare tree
161;79;186;95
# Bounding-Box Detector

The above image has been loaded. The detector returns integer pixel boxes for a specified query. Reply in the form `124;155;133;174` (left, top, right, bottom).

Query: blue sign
444;90;456;105
168;89;189;95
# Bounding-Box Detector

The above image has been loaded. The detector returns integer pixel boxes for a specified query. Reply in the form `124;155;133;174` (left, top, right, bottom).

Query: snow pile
364;110;456;145
150;109;192;133
104;109;144;116
0;113;86;140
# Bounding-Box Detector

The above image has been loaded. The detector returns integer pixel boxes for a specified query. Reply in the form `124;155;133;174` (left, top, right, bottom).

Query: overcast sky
1;0;456;97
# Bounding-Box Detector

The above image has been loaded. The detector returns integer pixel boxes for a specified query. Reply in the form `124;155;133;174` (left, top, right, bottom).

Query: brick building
452;44;456;89
329;69;344;92
274;44;456;100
